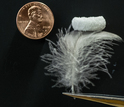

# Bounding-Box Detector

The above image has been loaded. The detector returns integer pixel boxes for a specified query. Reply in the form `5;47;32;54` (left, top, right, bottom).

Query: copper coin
16;1;54;40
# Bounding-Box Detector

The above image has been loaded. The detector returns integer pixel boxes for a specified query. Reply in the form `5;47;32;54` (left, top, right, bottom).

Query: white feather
41;29;123;93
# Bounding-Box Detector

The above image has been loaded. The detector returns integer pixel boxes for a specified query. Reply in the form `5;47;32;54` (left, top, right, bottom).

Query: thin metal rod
63;92;124;107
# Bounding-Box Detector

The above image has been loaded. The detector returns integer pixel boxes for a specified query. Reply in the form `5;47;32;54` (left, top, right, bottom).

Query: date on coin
16;1;54;40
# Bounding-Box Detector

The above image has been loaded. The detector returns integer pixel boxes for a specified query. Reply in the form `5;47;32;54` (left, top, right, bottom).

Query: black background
0;0;124;107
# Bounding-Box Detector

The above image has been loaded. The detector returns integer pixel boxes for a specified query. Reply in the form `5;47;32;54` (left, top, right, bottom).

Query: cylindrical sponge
72;16;106;31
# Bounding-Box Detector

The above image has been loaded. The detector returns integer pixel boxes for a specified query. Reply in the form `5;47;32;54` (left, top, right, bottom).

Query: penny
16;1;54;40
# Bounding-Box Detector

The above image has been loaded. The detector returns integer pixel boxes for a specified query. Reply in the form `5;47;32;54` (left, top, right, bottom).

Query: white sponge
72;16;106;31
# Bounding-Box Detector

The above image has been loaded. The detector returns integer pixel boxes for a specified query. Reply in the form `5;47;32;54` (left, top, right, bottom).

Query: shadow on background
0;30;45;107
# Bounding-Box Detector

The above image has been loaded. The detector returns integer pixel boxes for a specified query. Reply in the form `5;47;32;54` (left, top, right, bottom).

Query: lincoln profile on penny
24;6;44;38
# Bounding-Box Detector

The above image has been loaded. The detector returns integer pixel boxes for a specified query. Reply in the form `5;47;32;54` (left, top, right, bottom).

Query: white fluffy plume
41;28;122;93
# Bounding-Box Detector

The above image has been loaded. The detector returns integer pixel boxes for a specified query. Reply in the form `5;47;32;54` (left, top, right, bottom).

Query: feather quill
41;28;122;93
